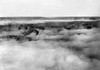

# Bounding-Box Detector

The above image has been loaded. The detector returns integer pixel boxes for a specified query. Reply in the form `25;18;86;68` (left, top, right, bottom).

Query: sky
0;0;100;17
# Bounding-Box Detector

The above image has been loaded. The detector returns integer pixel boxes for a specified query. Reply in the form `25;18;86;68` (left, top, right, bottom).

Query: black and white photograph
0;0;100;70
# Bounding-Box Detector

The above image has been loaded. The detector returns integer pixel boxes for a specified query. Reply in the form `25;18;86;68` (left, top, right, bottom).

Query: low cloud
0;27;100;70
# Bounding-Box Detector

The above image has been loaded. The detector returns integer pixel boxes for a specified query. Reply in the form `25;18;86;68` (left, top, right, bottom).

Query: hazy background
0;0;100;17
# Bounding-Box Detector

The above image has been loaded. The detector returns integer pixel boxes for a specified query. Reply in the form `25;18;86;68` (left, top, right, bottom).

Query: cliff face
0;18;99;41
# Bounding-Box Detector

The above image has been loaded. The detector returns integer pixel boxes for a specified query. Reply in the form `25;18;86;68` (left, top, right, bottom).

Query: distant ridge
0;17;100;21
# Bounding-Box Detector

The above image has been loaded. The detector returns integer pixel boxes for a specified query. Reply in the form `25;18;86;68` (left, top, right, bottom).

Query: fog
0;27;100;70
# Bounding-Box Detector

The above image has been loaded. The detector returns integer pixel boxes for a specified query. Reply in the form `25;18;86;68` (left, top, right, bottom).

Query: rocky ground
0;17;100;70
